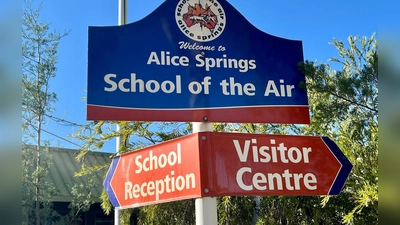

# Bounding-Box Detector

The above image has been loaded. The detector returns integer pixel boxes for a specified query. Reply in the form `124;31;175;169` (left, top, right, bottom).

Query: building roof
46;147;112;203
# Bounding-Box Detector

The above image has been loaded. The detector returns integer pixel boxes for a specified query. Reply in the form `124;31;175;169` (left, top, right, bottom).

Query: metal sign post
192;122;217;225
115;1;127;225
114;125;121;225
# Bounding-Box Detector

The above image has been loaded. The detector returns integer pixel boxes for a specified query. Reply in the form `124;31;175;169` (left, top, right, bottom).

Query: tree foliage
298;33;378;224
21;0;95;224
22;0;66;222
74;34;378;225
22;145;96;225
22;145;57;224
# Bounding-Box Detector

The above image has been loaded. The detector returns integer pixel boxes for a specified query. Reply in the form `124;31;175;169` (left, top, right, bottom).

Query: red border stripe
87;105;310;124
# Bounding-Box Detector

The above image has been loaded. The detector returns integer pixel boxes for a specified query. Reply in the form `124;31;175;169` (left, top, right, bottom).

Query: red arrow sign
104;134;203;209
199;132;352;196
104;132;352;208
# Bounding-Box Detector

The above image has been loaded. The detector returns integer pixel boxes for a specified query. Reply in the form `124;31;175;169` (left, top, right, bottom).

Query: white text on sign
124;143;197;201
147;51;256;73
104;73;296;97
233;139;317;191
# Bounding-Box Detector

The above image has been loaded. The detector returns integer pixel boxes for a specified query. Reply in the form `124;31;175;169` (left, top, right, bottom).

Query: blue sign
87;0;310;123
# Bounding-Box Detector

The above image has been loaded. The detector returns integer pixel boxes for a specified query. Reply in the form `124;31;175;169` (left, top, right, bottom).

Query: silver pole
193;122;218;225
118;0;128;25
115;1;127;224
114;124;121;225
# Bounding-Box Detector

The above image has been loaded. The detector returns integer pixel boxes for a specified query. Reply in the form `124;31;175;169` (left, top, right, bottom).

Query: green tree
22;0;69;224
22;145;96;224
53;174;96;224
22;145;57;224
298;34;378;224
74;34;377;225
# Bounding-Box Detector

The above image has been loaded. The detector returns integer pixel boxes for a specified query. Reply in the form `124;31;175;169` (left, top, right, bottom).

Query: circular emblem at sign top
175;0;226;42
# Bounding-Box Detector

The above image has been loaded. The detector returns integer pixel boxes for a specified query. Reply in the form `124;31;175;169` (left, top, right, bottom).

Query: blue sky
29;0;382;152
